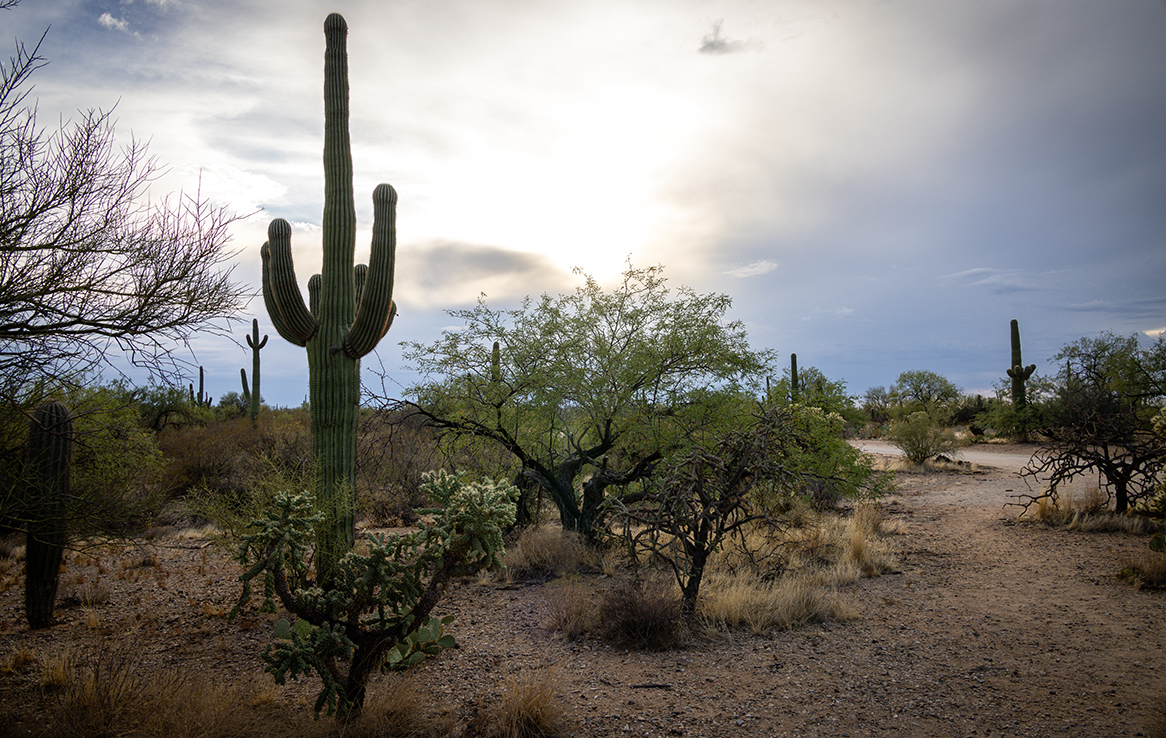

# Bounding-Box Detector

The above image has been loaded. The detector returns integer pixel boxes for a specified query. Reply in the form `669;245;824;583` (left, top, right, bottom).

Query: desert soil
1;443;1164;737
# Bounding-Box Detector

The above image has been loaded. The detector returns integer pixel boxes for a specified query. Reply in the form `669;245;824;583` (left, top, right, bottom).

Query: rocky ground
0;443;1163;737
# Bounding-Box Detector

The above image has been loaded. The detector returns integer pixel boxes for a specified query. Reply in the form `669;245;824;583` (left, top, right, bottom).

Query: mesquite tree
260;14;397;584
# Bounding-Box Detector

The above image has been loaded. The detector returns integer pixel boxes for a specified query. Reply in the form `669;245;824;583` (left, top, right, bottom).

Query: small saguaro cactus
240;318;268;425
1006;319;1037;410
260;13;397;584
25;400;73;629
790;353;799;403
190;365;212;408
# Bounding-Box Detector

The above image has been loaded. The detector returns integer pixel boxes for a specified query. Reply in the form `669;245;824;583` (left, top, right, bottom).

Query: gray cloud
398;241;575;309
698;20;755;55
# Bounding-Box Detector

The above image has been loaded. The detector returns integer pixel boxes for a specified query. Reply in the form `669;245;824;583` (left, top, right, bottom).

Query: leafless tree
0;23;246;403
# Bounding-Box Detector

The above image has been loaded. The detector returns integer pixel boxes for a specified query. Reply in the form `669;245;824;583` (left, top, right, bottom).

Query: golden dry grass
1023;488;1163;534
500;526;595;581
467;669;565;738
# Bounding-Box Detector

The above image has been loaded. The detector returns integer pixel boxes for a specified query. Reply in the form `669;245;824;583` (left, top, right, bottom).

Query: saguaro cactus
790;353;799;403
25;400;73;628
240;318;268;425
260;13;397;583
190;365;212;408
1006;319;1037;410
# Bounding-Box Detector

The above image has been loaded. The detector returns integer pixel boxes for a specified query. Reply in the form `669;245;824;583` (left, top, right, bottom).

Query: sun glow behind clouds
392;84;696;284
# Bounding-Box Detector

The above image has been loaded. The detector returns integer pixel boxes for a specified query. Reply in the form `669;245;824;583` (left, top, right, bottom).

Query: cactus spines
790;353;799;403
1005;319;1037;410
260;13;398;584
241;318;268;425
25;400;73;629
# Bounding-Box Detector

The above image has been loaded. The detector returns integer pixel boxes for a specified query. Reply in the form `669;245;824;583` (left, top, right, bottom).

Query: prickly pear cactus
259;13;397;584
24;400;73;629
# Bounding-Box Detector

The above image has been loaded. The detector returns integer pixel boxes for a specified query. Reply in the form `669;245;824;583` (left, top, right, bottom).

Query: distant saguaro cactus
260;13;397;583
1006;319;1037;410
240;318;268;425
190;365;212;408
25;400;73;629
790;353;799;403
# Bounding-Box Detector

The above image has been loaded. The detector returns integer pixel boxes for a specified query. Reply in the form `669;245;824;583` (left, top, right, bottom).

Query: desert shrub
502;526;592;580
541;576;594;639
1120;549;1166;590
885;411;964;465
596;577;684;650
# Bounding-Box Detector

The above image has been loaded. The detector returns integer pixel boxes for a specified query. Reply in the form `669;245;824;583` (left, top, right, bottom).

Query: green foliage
233;470;517;718
24;400;72;628
259;14;398;585
890;370;961;419
885;411;965;465
769;363;857;420
608;405;890;618
1151;534;1165;553
399;262;774;539
1021;332;1166;513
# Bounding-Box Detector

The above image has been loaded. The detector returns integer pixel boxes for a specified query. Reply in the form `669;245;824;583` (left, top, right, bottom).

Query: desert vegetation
1;4;1163;736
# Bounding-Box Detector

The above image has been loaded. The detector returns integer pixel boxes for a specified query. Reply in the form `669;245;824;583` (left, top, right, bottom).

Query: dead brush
1120;550;1166;590
1023;488;1163;534
596;577;684;650
466;669;566;738
501;525;593;581
40;649;283;738
541;576;593;639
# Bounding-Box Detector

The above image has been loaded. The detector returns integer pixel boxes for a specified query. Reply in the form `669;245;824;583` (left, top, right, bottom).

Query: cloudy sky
6;0;1166;408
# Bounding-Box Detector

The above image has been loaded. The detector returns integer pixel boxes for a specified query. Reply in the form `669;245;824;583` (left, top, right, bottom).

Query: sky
5;0;1166;409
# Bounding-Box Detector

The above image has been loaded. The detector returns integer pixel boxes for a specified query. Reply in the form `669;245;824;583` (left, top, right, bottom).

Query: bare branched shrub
597;577;685;650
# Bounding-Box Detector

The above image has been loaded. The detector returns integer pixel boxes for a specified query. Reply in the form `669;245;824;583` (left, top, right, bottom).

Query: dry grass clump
1120;550;1166;590
596;577;685;650
541;576;594;639
1023;488;1163;534
697;505;896;633
340;674;442;738
465;670;566;738
501;526;593;581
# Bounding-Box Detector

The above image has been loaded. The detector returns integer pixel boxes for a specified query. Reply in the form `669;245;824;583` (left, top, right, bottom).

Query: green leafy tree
608;404;889;618
1020;332;1166;513
885;410;965;465
233;470;516;719
398;263;774;539
891;370;961;418
861;385;893;424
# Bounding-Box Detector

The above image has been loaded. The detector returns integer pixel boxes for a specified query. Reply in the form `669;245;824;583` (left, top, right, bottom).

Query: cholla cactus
233;471;517;718
260;13;397;583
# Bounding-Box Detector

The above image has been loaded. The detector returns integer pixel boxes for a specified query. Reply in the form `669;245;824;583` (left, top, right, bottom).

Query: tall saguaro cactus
25;400;73;629
240;318;268;426
1006;319;1037;410
260;13;397;583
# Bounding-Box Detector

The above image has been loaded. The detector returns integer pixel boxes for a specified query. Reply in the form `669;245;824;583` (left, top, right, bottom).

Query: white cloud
723;260;778;278
97;13;135;35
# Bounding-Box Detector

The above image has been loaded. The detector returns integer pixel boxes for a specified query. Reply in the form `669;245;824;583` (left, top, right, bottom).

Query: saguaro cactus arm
262;221;319;346
344;184;398;359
